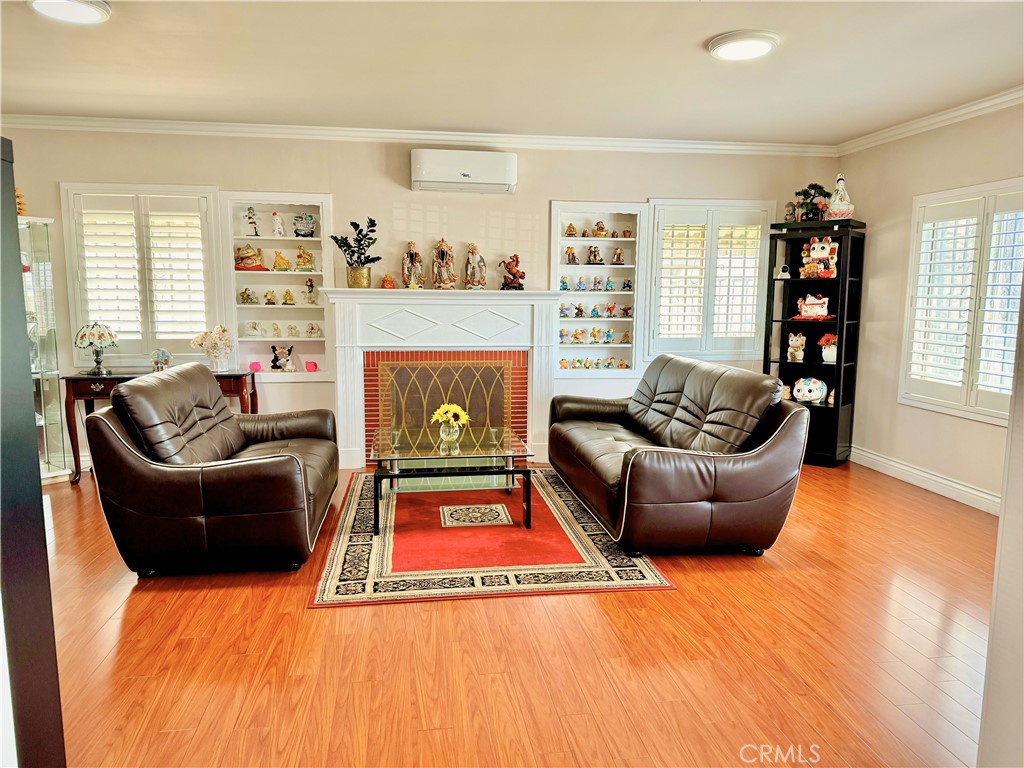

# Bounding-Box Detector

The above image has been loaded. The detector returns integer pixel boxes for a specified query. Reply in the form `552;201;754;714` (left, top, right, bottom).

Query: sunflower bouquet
430;403;471;427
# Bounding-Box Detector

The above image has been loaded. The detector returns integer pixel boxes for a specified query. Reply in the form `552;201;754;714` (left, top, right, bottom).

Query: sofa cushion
111;363;246;465
625;355;781;453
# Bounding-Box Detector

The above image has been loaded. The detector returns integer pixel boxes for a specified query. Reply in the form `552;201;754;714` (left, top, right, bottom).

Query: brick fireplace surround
323;289;560;467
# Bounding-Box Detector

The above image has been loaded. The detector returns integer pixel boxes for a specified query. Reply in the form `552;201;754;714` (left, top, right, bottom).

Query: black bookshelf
762;219;866;466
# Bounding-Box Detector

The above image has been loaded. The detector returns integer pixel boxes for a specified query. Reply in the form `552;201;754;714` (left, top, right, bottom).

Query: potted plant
794;183;832;222
331;218;381;288
818;333;839;364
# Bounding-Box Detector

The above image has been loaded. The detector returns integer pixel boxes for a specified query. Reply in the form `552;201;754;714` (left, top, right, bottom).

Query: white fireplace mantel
323;289;560;467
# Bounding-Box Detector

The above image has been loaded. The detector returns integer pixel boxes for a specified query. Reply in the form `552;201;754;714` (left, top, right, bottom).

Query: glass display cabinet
20;216;68;479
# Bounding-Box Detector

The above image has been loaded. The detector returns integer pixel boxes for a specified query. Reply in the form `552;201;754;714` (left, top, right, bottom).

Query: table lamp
75;322;118;375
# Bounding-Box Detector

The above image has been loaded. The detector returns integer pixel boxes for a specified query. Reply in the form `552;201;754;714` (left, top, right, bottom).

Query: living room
1;2;1022;767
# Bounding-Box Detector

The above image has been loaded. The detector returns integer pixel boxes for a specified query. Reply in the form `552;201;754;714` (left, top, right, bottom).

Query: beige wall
839;106;1024;500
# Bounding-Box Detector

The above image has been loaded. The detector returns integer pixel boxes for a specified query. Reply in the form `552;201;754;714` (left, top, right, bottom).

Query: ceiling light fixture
29;0;111;24
707;30;779;61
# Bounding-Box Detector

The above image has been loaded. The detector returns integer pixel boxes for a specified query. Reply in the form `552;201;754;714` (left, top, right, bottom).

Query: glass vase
208;355;229;373
438;421;461;455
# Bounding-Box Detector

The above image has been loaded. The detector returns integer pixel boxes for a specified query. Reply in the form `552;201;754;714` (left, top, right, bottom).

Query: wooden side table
62;370;258;484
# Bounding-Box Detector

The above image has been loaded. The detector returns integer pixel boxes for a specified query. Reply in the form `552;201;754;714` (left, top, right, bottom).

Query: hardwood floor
43;463;997;767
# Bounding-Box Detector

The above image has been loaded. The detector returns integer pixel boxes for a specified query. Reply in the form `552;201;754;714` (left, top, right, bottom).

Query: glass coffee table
368;427;534;536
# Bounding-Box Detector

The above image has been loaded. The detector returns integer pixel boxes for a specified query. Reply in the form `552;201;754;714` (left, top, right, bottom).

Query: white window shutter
652;207;708;352
709;209;767;354
143;196;208;342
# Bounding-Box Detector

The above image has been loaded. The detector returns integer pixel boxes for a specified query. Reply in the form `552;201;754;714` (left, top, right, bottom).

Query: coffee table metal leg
389;459;399;491
373;472;381;535
505;456;514;495
523;468;532;529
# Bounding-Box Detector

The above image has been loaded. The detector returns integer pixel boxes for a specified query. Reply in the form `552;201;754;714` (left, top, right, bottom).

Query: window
649;199;771;358
900;179;1023;424
61;185;221;366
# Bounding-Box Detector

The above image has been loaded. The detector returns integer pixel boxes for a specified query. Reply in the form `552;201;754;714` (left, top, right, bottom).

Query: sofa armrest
550;395;631;426
202;454;307;515
236;409;337;444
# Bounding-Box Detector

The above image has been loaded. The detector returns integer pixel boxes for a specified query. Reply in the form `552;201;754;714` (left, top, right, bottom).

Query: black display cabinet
762;219;865;466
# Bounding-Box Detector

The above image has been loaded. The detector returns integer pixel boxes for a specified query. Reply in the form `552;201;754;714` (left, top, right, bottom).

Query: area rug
311;469;671;606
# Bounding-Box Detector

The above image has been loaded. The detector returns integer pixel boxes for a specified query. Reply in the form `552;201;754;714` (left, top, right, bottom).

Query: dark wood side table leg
238;378;250;414
523;468;532;529
65;384;81;484
249;377;259;414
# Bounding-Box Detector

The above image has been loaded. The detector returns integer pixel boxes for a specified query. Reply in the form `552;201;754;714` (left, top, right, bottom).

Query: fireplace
323;289;560;467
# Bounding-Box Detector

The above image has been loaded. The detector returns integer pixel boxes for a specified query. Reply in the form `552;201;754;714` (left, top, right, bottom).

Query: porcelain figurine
590;305;600;318
571;359;584;369
575;277;588;291
464;243;487;290
622;278;633;291
272;250;291;271
605;357;617;368
605;277;616;291
793;377;828;403
590;327;602;344
234;244;267;271
603;328;615;343
592;276;603;292
245;206;259;236
574;303;585;318
610;230;619;238
611;248;625;265
583;358;593;369
795;295;831;319
272;322;281;337
559;276;569;291
587;245;603;265
287;324;299;337
281;289;295;306
293;213;316;238
559;303;571;318
784;202;797;223
564;222;578;237
432;238;458;289
271;211;285;237
826;173;855;219
622;227;632;238
295;244;315;271
559;328;570;344
402;242;425;289
271;344;295;372
621;330;632;344
581;229;589;238
238;287;258;305
620;305;633;318
264;290;277;305
617;360;630;369
304;277;317;304
565;246;579;265
559;358;570;369
788;333;806;362
571;328;585;344
781;385;792;401
498;254;525;290
605;302;617;317
592;221;608;238
306;322;323;338
245;320;266;337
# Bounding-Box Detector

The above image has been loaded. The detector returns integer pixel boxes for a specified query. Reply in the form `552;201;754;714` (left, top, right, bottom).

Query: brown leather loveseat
85;363;339;576
549;355;809;555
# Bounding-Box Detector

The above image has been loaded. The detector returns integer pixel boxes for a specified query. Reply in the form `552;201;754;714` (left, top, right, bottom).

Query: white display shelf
559;317;633;323
559;290;635;297
559;343;632;349
559;237;636;244
235;304;323;310
234;270;324;278
233;235;321;242
239;336;327;343
558;264;635;270
255;371;334;384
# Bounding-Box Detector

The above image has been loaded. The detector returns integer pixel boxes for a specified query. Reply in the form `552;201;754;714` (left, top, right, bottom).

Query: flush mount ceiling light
29;0;111;24
707;30;780;61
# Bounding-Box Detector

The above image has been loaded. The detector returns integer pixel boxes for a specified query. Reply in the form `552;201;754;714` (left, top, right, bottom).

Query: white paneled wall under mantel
323;289;560;467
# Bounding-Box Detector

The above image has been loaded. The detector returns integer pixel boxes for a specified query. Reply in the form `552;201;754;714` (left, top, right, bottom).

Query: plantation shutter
905;197;985;404
709;209;767;354
143;196;208;341
974;191;1024;411
653;207;708;352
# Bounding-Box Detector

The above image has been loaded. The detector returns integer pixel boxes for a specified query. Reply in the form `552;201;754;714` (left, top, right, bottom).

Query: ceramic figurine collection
559;326;632;345
558;357;631;370
559;275;633;293
563;221;634;240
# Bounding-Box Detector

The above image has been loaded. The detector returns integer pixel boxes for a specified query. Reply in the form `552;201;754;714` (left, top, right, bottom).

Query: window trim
898;177;1023;427
641;198;774;364
60;183;225;370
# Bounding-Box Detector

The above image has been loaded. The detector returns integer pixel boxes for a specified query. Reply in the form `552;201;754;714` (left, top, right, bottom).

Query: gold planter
346;266;371;289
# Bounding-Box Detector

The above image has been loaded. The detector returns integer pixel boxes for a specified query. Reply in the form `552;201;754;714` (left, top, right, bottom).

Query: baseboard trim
850;445;1001;515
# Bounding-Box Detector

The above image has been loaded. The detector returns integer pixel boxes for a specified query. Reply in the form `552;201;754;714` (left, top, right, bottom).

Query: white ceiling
2;1;1022;145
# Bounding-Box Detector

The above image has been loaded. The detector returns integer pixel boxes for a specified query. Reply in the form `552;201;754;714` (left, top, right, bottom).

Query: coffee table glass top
370;427;531;462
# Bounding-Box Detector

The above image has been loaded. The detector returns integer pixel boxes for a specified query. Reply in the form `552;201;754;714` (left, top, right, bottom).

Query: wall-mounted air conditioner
410;149;517;194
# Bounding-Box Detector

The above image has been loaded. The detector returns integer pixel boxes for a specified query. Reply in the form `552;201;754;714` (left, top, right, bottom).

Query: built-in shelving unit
550;202;646;377
222;192;334;383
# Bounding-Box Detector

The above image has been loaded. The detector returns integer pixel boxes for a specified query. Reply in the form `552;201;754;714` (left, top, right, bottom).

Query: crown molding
837;86;1024;157
0;114;837;157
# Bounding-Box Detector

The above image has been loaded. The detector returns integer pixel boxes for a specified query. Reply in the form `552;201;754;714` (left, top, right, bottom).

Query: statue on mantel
432;237;458;289
401;241;425;289
464;243;487;290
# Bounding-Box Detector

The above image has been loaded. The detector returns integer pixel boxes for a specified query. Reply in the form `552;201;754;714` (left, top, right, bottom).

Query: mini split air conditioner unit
410;149;517;194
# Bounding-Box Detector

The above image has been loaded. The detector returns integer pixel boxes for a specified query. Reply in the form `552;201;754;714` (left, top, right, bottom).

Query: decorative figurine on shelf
828;390;835;406
402;242;425;289
564;222;578;237
620;305;633;318
379;273;396;289
150;348;171;371
622;278;633;291
587;245;603;265
590;305;601;318
272;250;292;271
799;243;819;278
593;221;608;238
245;206;259;236
271;211;285;237
287;324;299;337
293;213;317;238
306;322;323;338
605;302;617;317
610;230;619;238
565;246;579;265
581;229;590;238
238;287;258;305
622;227;632;238
604;357;617;369
306;361;318;373
464;243;487;290
807;237;840;278
575;277;587;291
295;244;315;271
784;202;797;223
611;248;625;265
498;254;525;290
264;290;277;305
15;186;26;215
234;244;267;271
432;238;459;289
272;322;282;337
794;295;834;319
787;333;806;362
571;328;585;344
819;333;839;364
572;359;584;369
559;303;571;318
584;358;593;369
826;173;855;220
574;303;585;318
592;276;604;292
781;385;792;400
617;360;630;369
605;277;616;291
776;264;791;279
559;276;569;291
304;277;317;304
271;345;296;372
559;358;570;369
249;361;262;372
245;321;266;337
559;328;570;344
794;183;832;222
281;290;295;306
603;328;615;344
793;377;828;403
621;330;632;344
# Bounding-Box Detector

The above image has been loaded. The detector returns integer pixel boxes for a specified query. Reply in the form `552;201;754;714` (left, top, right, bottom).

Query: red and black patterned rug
310;469;671;606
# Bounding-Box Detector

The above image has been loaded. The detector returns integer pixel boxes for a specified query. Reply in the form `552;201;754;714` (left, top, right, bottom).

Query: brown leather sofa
549;355;809;555
85;363;339;576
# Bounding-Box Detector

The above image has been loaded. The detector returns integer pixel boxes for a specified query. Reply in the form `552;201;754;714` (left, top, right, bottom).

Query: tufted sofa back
112;363;246;464
625;355;782;453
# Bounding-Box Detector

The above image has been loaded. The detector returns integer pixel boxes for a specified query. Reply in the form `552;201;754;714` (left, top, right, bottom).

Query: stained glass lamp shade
75;322;118;375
